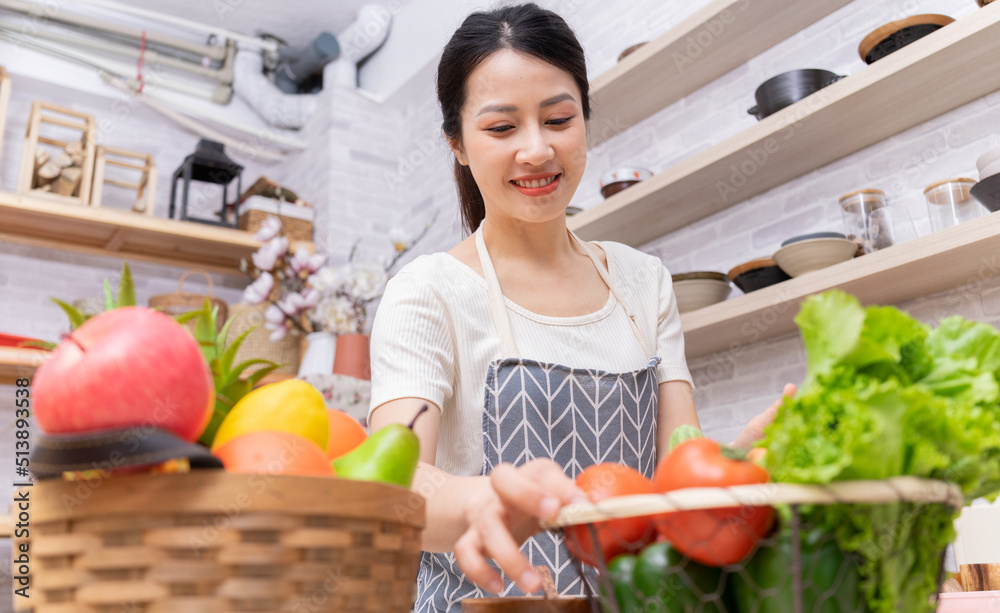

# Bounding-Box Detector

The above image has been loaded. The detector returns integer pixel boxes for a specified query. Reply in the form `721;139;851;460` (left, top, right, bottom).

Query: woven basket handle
176;269;214;298
543;477;963;529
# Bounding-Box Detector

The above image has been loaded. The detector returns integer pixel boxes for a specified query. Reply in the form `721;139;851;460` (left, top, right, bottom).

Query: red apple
34;307;214;441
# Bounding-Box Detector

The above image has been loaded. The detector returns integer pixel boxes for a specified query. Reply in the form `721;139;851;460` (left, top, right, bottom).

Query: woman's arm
656;380;700;460
368;397;586;593
369;397;485;551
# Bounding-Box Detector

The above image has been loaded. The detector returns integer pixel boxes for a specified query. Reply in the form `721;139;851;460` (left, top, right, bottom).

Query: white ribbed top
369;241;693;477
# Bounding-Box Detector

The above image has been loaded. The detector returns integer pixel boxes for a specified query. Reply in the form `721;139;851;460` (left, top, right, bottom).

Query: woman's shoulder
390;251;481;290
592;241;666;277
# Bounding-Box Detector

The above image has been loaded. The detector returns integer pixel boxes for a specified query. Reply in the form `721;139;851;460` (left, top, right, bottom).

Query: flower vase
297;331;336;377
333;333;371;381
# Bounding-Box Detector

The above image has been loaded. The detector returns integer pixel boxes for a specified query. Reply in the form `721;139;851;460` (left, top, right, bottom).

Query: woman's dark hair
437;3;591;234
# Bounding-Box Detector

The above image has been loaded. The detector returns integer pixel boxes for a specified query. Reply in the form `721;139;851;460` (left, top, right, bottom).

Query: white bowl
977;146;1000;174
772;237;857;277
672;277;732;313
979;159;1000;181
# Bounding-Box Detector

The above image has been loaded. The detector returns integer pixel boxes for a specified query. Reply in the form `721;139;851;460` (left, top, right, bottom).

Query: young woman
368;4;793;611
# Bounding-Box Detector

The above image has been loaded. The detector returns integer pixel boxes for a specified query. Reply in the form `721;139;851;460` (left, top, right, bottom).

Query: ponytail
455;161;485;235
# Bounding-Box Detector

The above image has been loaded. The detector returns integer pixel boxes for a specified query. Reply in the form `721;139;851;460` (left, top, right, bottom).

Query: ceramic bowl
671;272;732;313
600;167;652;199
936;591;1000;613
979;159;1000;181
780;231;847;247
728;257;791;293
971;174;1000;213
858;14;954;64
977;146;1000;174
773;237;857;277
618;42;648;62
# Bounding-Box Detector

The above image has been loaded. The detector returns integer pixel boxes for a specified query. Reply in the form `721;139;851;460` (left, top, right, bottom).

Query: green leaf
117;261;136;307
246;363;281;387
794;291;865;383
175;311;201;325
103;279;115;312
668;424;704;453
197;378;253;447
227;358;281;385
20;339;57;350
216;315;237;355
221;326;256;376
51;298;89;330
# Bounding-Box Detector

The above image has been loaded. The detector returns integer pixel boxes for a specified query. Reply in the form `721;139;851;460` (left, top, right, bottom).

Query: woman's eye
547;116;574;126
486;125;514;133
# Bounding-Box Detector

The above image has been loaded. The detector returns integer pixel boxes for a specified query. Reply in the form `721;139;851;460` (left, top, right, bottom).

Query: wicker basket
226;302;302;375
149;270;228;332
17;471;425;613
238;196;314;244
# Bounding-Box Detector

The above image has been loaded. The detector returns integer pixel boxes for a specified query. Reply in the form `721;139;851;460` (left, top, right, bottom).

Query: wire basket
544;477;963;613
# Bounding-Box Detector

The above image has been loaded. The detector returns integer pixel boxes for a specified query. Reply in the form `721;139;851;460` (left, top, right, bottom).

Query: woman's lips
511;174;561;197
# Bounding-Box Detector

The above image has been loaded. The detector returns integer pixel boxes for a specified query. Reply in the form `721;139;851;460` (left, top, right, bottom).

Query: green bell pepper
729;527;865;613
603;553;643;613
632;542;729;613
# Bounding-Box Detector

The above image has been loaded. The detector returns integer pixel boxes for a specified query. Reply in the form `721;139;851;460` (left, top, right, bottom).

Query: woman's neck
480;217;577;268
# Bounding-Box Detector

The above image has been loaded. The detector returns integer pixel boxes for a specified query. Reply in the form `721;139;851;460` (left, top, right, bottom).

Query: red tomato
214;430;334;477
564;463;656;566
652;438;774;567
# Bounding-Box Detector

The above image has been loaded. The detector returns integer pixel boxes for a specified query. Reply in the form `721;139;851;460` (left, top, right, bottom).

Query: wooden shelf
572;6;1000;245
680;213;1000;359
0;346;49;385
0;189;260;274
588;0;852;147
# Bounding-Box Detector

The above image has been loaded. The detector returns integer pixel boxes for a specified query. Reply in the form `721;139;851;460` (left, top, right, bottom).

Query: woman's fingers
454;504;540;594
453;529;504;594
491;460;586;522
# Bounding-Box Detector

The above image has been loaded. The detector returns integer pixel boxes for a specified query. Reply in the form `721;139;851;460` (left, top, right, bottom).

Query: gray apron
414;228;660;612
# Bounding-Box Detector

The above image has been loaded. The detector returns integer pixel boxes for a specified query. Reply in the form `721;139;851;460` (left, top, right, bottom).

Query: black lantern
169;139;244;227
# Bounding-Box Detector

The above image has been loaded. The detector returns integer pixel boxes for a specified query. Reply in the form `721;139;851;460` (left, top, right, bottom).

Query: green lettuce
761;291;1000;613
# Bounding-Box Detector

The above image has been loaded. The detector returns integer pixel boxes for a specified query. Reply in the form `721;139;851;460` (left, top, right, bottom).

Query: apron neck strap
474;225;652;358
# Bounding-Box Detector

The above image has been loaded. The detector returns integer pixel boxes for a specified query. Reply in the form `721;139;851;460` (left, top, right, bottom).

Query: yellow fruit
211;379;329;452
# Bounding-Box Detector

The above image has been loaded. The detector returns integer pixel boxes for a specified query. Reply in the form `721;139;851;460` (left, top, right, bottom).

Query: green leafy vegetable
761;290;1000;613
177;299;282;447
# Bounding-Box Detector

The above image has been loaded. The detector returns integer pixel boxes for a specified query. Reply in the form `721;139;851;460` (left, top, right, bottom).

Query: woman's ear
449;137;468;166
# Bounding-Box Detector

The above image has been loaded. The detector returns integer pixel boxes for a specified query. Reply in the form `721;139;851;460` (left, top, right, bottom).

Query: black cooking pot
747;69;845;120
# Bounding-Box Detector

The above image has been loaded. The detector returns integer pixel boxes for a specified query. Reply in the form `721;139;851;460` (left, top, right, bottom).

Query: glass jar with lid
839;189;886;253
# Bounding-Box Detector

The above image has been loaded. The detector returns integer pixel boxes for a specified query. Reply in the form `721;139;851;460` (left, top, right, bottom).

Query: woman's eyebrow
475;93;577;117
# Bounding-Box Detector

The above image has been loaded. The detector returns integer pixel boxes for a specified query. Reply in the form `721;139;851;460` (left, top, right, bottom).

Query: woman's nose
514;126;554;166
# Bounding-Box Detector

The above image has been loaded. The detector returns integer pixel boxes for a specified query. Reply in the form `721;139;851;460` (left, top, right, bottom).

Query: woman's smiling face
451;49;587;226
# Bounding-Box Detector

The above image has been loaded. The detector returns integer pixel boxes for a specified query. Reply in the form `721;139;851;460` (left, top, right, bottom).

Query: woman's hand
731;383;797;449
453;459;587;595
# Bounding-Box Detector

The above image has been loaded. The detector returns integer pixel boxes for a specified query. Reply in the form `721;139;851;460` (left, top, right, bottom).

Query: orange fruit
564;463;656;566
326;410;368;460
213;430;334;476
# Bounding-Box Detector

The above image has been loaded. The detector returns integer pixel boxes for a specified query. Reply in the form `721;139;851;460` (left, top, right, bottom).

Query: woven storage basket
226;302;302;375
238;196;314;244
18;471;425;613
149;270;228;332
